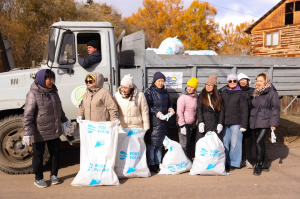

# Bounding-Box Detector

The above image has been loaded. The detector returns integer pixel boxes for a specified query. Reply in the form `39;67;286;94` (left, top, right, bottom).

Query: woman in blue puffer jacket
145;72;175;173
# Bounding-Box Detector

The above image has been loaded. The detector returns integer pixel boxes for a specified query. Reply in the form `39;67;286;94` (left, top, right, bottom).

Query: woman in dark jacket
197;75;224;142
250;73;280;176
22;69;69;188
145;72;175;173
221;74;248;171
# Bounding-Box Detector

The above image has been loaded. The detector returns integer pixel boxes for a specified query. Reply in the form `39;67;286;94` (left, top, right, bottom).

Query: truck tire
0;114;50;175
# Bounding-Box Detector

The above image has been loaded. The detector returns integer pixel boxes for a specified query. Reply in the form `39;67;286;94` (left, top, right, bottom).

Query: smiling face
155;78;165;89
239;78;248;88
205;83;214;92
255;76;266;89
228;79;238;89
121;86;131;95
85;77;95;87
186;85;196;94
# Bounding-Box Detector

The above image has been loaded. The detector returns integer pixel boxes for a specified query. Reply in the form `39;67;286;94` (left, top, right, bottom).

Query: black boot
261;153;269;172
253;162;262;176
149;165;159;173
155;164;161;172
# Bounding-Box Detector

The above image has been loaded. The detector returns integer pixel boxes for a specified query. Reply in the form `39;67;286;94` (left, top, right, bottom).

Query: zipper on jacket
90;94;93;120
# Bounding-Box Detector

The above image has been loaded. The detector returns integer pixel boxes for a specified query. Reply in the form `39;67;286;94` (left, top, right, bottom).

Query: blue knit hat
35;69;47;88
153;72;165;83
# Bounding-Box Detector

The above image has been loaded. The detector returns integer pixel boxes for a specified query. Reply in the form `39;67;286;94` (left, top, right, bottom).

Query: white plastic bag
71;120;120;186
158;37;184;55
190;131;226;176
114;128;150;178
158;136;192;175
271;130;276;143
184;50;218;55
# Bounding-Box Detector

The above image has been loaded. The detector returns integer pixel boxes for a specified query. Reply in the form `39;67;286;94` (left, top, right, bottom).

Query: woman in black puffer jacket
250;73;280;176
145;72;175;173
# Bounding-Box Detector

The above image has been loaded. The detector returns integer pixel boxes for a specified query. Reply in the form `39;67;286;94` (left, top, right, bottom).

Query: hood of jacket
87;72;104;93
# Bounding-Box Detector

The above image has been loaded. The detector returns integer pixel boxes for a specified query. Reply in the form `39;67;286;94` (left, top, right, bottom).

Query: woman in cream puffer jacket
114;74;150;130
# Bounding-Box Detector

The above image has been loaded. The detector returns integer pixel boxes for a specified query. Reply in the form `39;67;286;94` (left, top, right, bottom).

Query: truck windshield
42;28;56;65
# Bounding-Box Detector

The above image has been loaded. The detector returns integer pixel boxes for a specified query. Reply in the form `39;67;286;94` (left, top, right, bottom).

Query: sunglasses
85;80;94;84
228;80;237;84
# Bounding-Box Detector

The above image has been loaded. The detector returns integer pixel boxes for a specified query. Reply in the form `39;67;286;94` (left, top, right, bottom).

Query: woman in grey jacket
250;73;280;176
22;69;69;188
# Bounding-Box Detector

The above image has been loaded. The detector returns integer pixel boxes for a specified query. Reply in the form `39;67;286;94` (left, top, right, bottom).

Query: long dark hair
201;86;223;111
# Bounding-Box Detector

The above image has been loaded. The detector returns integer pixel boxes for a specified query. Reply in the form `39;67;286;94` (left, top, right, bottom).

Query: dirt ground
0;114;299;199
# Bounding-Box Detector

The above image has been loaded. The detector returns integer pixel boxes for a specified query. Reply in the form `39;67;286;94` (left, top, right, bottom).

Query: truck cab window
77;33;101;67
59;32;76;65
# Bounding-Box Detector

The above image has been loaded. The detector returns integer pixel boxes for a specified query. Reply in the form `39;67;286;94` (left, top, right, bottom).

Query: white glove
22;136;31;146
115;119;121;125
62;120;77;136
76;116;82;123
198;123;205;133
217;124;223;134
180;126;186;135
159;114;167;121
240;128;247;132
166;112;174;121
271;129;276;143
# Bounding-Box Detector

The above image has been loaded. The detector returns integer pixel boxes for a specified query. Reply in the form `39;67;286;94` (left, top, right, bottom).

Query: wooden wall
280;96;300;115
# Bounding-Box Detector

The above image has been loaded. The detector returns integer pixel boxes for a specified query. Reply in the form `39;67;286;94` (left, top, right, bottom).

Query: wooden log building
245;0;300;57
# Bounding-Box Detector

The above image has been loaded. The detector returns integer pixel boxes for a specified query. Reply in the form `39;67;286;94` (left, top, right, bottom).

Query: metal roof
245;0;286;34
51;21;113;28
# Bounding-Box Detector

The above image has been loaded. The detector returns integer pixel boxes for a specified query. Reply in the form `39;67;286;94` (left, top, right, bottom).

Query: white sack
184;50;218;55
190;131;226;176
71;120;120;186
114;128;150;178
158;37;184;55
158;136;192;175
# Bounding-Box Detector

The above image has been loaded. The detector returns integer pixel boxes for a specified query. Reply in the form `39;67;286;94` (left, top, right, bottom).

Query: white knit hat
121;74;134;88
237;73;251;84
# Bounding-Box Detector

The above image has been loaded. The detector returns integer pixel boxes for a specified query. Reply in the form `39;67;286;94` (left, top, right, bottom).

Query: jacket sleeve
144;89;159;116
196;94;204;123
176;96;186;127
240;92;249;129
218;102;225;125
104;91;119;121
139;93;150;130
77;95;85;119
167;92;173;110
22;91;37;136
57;92;68;123
78;54;101;68
269;91;280;127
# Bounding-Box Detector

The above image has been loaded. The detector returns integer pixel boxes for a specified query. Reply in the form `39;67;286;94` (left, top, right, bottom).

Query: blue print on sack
166;47;173;54
87;163;93;171
126;167;137;174
168;166;175;172
87;124;96;133
210;150;221;157
89;179;101;185
206;163;217;170
176;161;188;170
98;125;109;134
169;146;174;152
120;151;127;160
95;140;105;147
127;130;137;136
94;164;110;172
200;148;209;156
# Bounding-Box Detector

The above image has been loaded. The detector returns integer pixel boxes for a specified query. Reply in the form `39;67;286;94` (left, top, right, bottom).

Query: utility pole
0;31;10;71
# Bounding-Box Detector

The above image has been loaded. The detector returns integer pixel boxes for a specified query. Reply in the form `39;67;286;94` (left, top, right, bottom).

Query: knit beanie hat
87;40;99;50
206;75;217;86
153;72;165;83
227;74;238;81
237;73;251;84
121;74;134;88
187;77;199;89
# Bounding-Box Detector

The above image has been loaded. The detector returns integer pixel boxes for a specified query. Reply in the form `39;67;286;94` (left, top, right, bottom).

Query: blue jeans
146;145;162;165
222;125;243;168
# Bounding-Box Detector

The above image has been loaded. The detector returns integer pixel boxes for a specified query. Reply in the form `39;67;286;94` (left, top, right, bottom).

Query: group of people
22;68;280;188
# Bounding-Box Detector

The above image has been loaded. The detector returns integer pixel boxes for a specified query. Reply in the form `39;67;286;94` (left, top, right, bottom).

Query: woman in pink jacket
176;77;199;156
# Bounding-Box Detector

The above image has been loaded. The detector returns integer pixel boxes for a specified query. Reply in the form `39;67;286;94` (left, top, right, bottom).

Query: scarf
253;73;272;98
207;93;214;110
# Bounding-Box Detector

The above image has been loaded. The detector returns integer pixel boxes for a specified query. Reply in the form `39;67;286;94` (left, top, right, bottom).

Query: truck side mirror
48;40;56;62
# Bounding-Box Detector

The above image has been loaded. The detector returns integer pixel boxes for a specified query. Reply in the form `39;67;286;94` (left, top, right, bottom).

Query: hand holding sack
199;123;205;133
240;128;247;133
159;136;192;175
217;124;223;134
190;131;226;176
271;129;276;143
180;127;187;135
22;136;31;146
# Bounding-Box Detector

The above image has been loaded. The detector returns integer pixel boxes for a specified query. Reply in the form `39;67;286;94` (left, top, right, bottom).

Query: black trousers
254;128;269;162
177;124;193;156
32;138;60;180
242;129;253;162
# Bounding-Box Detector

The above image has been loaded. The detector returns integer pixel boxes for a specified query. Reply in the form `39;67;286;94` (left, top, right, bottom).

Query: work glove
180;126;187;135
217;124;223;134
165;112;174;121
22;136;31;146
159;114;167;121
76;116;82;123
240;128;247;133
115;119;121;126
198;123;205;133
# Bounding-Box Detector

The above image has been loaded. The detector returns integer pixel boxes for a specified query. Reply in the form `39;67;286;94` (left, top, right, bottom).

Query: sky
95;0;282;28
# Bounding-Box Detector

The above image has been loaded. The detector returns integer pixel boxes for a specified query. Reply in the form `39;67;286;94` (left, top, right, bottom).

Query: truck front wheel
0;115;49;174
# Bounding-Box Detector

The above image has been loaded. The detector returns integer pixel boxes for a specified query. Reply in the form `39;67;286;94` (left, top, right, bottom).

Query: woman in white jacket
114;74;150;130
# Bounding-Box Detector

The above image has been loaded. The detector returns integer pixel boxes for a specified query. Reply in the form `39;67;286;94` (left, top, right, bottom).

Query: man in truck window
78;40;102;68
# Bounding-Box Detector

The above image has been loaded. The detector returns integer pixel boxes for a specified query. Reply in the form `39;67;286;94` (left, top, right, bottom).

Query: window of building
265;32;279;46
296;1;300;11
286;2;294;13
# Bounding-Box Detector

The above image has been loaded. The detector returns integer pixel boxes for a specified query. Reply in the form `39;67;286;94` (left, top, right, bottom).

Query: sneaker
50;175;60;185
34;179;47;188
246;160;253;169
